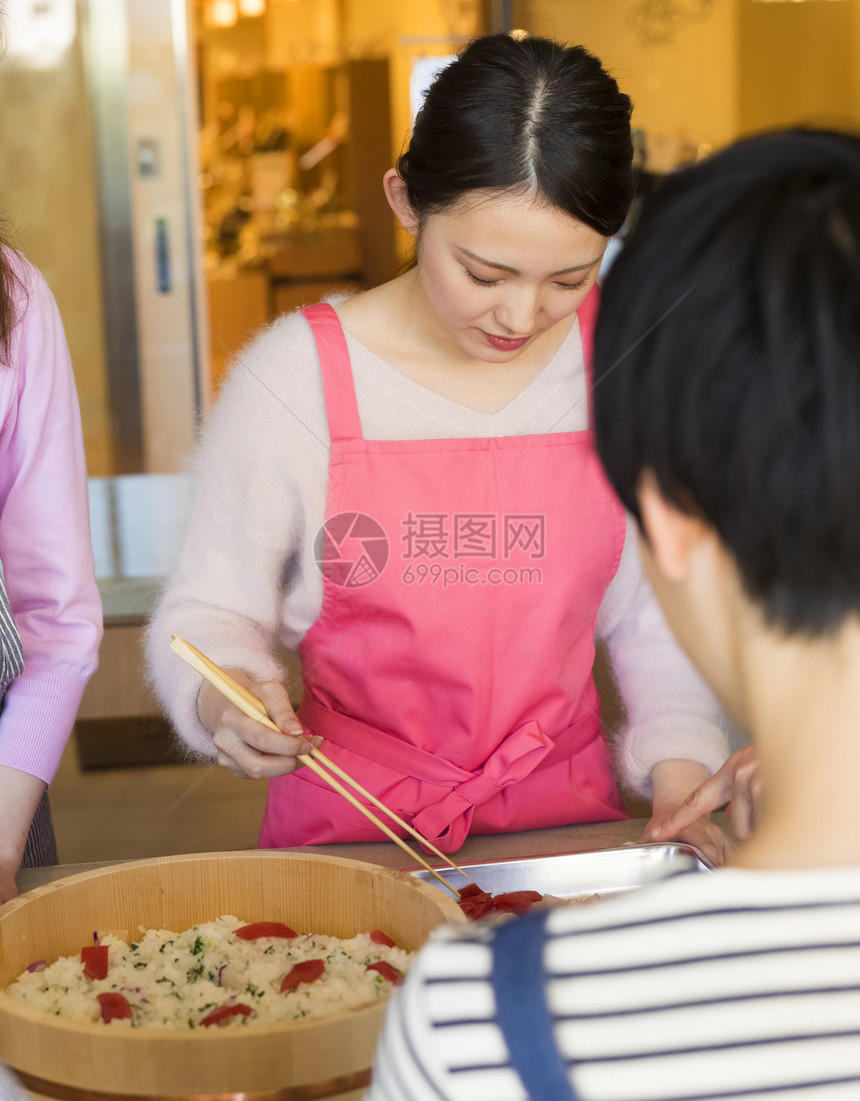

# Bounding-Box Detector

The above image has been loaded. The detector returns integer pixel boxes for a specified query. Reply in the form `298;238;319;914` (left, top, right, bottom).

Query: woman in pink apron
149;34;730;860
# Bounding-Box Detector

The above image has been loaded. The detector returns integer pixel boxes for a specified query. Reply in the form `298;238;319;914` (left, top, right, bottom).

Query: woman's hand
644;747;761;851
641;758;740;867
197;670;321;780
0;857;19;906
0;766;48;904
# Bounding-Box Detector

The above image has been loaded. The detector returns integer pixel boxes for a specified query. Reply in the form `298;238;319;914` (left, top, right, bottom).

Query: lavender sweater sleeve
596;522;729;796
0;253;102;783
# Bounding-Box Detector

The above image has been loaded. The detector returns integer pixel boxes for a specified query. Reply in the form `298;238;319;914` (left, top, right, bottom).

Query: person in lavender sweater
0;235;102;904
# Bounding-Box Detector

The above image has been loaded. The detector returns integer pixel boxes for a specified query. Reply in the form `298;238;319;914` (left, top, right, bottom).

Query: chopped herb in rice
6;916;412;1030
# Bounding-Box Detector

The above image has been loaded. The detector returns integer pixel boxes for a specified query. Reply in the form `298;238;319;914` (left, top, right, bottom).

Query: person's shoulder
1;247;51;309
204;306;330;442
214;306;323;398
228;307;321;373
2;246;36;284
0;249;69;378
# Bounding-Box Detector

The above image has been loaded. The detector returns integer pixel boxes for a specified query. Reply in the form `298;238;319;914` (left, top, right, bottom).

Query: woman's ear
383;169;419;236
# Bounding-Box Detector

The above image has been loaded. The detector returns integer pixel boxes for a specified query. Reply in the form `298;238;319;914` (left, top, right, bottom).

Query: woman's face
414;190;608;363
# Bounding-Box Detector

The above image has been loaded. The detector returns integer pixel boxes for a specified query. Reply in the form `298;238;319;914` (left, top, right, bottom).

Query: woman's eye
465;270;498;287
556;276;591;291
465;268;592;291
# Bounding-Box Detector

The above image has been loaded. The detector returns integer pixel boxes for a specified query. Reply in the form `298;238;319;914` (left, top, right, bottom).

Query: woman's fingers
256;680;304;737
0;863;18;906
645;768;733;841
210;677;322;780
673;817;738;867
725;749;763;840
213;718;311;779
645;746;761;843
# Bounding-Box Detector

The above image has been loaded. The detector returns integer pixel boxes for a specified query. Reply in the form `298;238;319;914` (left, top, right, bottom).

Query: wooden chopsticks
169;635;467;897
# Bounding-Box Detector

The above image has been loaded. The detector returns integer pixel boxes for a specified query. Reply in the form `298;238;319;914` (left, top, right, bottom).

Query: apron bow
411;719;554;850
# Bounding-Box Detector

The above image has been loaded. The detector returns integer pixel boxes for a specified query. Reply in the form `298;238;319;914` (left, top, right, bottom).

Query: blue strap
491;910;580;1101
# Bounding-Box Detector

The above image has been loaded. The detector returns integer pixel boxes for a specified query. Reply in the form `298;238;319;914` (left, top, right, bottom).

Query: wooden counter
17;817;650;894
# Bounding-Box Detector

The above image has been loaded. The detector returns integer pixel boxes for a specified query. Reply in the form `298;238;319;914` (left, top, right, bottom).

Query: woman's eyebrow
459;247;602;276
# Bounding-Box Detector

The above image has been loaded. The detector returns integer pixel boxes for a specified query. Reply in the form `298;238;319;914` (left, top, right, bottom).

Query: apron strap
300;302;363;444
303;291;598;444
492;910;580;1101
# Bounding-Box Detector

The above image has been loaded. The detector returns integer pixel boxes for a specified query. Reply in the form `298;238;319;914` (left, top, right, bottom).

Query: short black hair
398;34;634;237
593;128;860;636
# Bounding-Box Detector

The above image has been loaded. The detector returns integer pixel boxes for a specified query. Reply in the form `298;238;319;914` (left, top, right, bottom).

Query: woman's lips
483;331;531;351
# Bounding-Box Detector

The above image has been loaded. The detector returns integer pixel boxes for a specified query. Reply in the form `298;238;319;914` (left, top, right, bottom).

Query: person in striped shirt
367;127;860;1101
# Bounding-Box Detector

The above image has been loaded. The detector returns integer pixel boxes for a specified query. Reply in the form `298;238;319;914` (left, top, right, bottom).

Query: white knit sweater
146;307;729;796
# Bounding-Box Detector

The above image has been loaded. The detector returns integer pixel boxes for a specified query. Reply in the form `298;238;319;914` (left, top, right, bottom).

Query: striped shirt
0;571;23;695
368;866;860;1101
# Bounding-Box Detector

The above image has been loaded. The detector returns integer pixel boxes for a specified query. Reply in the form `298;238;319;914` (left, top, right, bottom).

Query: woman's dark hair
593;127;860;636
397;33;634;236
0;220;23;366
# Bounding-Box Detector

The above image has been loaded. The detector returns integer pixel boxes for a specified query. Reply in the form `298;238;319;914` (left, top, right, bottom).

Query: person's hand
647;812;738;867
197;670;321;780
644;746;761;852
0;767;47;905
0;856;19;906
642;757;740;867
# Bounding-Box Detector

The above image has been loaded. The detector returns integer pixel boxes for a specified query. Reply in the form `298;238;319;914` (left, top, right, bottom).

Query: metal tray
412;843;713;899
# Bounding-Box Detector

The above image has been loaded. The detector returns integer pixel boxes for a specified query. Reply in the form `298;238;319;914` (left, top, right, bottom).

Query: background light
209;0;238;28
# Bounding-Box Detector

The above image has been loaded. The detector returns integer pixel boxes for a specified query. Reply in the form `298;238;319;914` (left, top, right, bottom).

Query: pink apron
259;293;627;853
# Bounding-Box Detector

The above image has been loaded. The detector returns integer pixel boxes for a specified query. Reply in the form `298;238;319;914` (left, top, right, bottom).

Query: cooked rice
6;915;413;1029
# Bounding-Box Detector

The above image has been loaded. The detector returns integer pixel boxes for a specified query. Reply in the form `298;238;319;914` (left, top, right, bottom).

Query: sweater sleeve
0;255;103;783
595;517;730;797
144;313;331;758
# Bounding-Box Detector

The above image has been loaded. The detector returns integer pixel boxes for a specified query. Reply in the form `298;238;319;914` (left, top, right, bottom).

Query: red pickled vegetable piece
280;958;325;992
81;944;109;981
366;960;404;986
97;992;132;1023
200;1003;254;1027
458;883;487;899
458;895;495;920
491;891;543;914
234;921;298;941
369;929;396;948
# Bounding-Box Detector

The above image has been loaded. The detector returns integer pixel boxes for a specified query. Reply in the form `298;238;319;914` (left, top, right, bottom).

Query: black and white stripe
0;569;23;694
0;570;57;869
367;867;860;1101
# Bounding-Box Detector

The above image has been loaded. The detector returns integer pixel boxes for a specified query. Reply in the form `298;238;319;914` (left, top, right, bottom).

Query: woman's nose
494;287;542;335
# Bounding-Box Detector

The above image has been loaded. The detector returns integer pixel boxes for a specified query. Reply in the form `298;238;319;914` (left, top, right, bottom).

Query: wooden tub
0;850;463;1099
